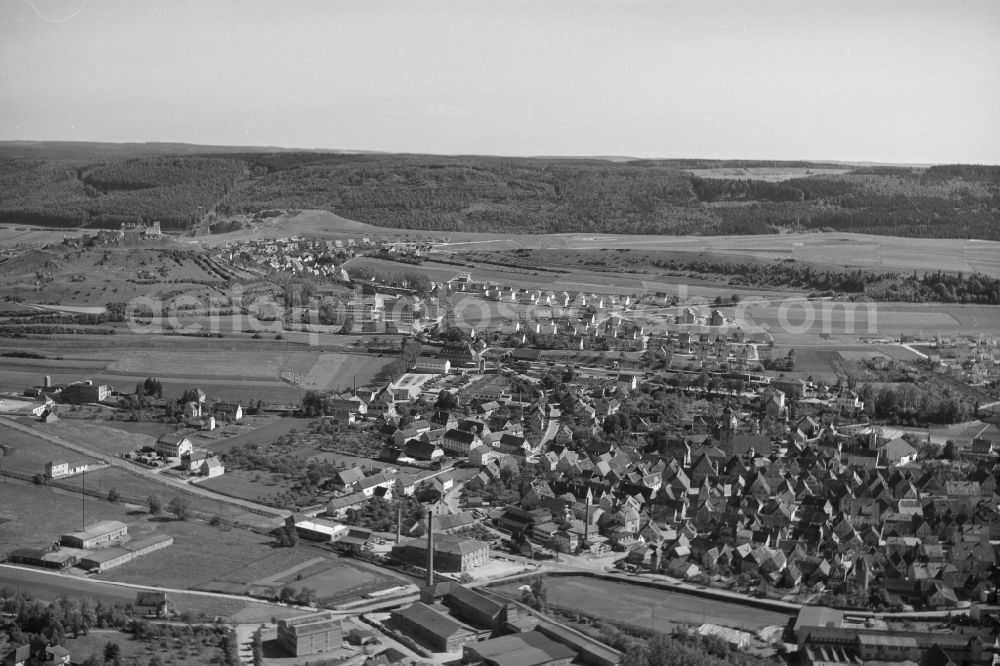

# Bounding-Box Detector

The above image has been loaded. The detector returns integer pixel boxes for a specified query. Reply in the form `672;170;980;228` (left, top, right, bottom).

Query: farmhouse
45;645;71;665
181;450;208;471
213;401;243;422
358;470;397;497
200;456;224;478
66;381;110;403
45;460;89;480
61;520;128;549
277;611;344;657
155;433;193;458
135;592;173;618
3;644;30;666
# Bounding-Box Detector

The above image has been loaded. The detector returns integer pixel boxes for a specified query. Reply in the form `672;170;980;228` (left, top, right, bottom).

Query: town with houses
2;242;1000;666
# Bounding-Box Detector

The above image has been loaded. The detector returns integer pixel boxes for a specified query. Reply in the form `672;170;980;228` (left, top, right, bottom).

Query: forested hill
0;143;998;239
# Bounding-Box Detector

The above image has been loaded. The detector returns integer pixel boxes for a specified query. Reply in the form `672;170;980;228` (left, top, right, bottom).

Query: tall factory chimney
396;506;402;544
426;512;434;588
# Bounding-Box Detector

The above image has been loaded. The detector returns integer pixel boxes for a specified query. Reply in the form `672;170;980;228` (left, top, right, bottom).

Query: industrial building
60;520;128;549
276;611;344;657
78;533;174;572
45;460;90;480
7;548;78;570
392;533;489;572
462;630;576;666
390;602;488;652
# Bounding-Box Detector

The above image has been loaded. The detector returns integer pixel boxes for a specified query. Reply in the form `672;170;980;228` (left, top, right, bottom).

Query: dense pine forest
0;143;998;239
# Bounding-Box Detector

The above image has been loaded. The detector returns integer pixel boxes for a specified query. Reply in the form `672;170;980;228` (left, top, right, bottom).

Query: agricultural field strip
0;416;288;517
253;557;328;586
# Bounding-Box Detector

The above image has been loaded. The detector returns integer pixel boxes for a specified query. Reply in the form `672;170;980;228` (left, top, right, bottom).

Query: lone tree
167;496;191;520
147;494;162;515
107;487;121;503
103;641;121;666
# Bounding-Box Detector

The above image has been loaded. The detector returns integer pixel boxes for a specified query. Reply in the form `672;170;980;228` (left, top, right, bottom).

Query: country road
0;416;288;519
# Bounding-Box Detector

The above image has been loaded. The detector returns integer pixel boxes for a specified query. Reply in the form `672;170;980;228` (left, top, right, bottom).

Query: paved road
0;416;288;519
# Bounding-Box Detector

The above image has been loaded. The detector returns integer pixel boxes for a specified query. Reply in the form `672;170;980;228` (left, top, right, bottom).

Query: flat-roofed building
285;514;349;542
78;547;132;572
276;611;343;657
44;460;90;480
7;548;78;570
122;532;173;556
80;533;174;571
61;520;127;549
462;630;576;666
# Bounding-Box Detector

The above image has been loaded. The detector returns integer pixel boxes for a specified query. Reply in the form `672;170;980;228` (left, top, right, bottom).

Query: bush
167;496;190;520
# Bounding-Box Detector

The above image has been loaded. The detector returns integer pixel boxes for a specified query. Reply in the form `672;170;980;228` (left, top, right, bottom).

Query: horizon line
1;138;989;167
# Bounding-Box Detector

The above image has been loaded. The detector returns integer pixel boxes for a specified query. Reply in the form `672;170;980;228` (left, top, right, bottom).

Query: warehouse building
78;533;174;572
7;548;78;570
61;520;128;549
462;630;576;666
390;602;488;652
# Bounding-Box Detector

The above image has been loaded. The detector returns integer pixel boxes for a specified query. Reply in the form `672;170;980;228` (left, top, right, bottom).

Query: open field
0;423;104;475
64;629;229;666
98;518;309;589
107;350;303;380
299;351;387;390
0;419;279;524
0;344;311;405
197;415;307;454
6;214;995;279
198;469;289;505
0;565;305;623
7;347;384;401
0;478;139;551
491;576;793;633
686;167;854;181
737;302;1000;345
98;515;409;604
30;418;159;457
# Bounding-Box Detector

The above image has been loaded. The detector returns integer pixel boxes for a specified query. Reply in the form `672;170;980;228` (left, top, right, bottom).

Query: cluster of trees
216;153;715;235
343;496;422;532
346;266;432;295
691;175;851;203
0;156;247;229
860;383;976;425
0;325;116;337
4;149;997;239
145;495;190;519
0;592;133;666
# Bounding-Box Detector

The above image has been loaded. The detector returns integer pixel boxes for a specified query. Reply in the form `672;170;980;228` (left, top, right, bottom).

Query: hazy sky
1;0;998;163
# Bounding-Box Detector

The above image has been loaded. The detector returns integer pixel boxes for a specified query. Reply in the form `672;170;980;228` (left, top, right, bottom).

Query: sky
1;0;998;163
